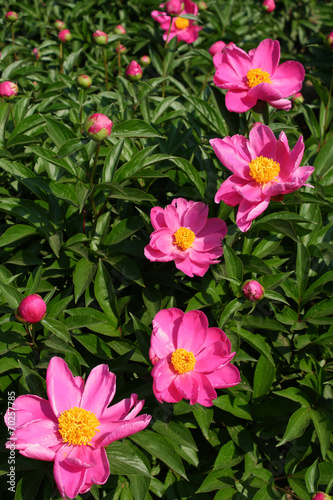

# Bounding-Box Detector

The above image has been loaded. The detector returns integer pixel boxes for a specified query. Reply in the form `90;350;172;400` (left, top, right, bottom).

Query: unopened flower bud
55;20;65;31
262;0;275;12
114;24;126;35
242;280;264;302
32;48;40;60
77;75;92;89
16;294;47;324
93;30;108;46
209;40;226;56
0;81;18;99
327;31;333;50
140;55;151;67
84;113;112;142
198;1;208;10
312;494;332;500
58;29;72;43
5;11;18;22
165;0;184;15
116;44;127;54
292;92;304;104
126;61;143;81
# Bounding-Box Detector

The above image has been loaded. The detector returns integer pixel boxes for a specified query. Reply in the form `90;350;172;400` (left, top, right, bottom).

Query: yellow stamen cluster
249;156;280;184
171;348;196;374
58;407;100;446
173;227;195;250
247;68;272;88
175;17;190;30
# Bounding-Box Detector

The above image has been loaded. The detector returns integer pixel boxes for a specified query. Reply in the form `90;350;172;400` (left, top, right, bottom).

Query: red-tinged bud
140;55;151;67
5;11;18;22
209;40;226;56
312;494;332;500
198;1;208;10
262;0;275;12
16;295;46;324
327;31;333;49
126;61;143;81
165;0;184;15
292;92;304;104
32;48;40;60
116;44;127;54
77;75;92;89
55;20;65;31
242;280;265;302
93;30;108;45
84;113;112;142
114;24;126;35
58;29;72;43
0;81;18;99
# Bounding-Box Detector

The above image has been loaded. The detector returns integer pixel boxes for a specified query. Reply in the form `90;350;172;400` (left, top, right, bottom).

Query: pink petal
100;394;141;421
279;134;304;181
13;418;61;448
214;46;251;89
269;97;292;110
234;181;264;202
164;204;180;232
236;198;270;232
79;448;110;493
74;376;85;393
247;82;283;102
4;395;56;429
181;201;208;234
80;365;116;419
184;0;199;15
215;175;248;206
201;327;231;351
275;130;291;174
148;228;175;254
96;414;152;447
177;25;202;44
213;53;223;70
151;308;183;359
54;447;86;500
195;343;236;372
196;218;228;239
144;243;175;262
175;256;209;277
272;60;305;97
19;443;56;461
210;137;252;178
150;206;167;230
188;247;222;263
65;445;96;468
192;233;224;252
151;10;169;24
176;310;208;353
151;359;182;403
46;357;82;417
225;89;257;112
249;123;277;158
173;371;199;403
208;363;241;388
250;39;280;75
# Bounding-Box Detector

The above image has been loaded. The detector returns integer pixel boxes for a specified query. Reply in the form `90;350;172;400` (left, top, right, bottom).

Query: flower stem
60;42;63;74
162;18;173;99
89;142;102;234
117;41;121;76
11;25;17;61
102;48;109;91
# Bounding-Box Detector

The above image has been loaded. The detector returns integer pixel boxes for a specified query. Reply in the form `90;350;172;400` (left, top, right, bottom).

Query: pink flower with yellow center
211;123;314;232
144;198;228;277
4;357;151;499
150;308;240;406
151;0;202;44
213;38;305;112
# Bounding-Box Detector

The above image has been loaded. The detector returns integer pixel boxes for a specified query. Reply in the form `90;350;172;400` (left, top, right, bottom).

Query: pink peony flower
55;20;65;31
93;30;108;45
144;198;228;277
262;0;275;12
126;61;143;81
213;41;236;69
77;75;92;89
114;24;126;34
4;357;151;499
152;0;202;44
242;280;264;301
58;29;72;43
165;0;184;15
209;40;226;56
84;113;112;142
327;31;333;49
312;494;332;500
0;81;18;99
5;11;18;22
150;308;240;406
140;55;151;66
213;38;305;112
211;123;315;232
16;294;46;323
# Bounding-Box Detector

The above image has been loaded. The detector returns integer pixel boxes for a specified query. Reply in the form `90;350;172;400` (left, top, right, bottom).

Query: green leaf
214;394;252;420
304;298;333;321
42;115;76;149
57;138;87;158
41;318;72;344
106;439;151;477
7;115;45;146
277;407;311;446
314;135;333;178
18;360;46;398
14;471;45;500
102;139;124;182
232;327;274;365
0;283;24;309
223;244;243;293
104;217;144;246
310;409;331;459
152;420;198;450
296;242;310;300
213;440;244;470
196;469;234;493
131;430;187;479
73;259;97;303
94;260;119;326
305;458;319;495
169;157;205;197
0;224;38;247
253;355;275;399
112;119;164;138
0;103;9;147
107;254;144;287
288;478;311;500
274;387;311;407
113;146;158;183
219;298;243;327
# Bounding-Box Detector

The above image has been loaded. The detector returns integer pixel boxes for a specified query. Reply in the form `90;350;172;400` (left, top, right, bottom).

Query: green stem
199;69;212;98
117;41;121;76
9;102;16;127
89;142;102;235
324;69;333;136
79;89;84;130
162;18;173;99
102;48;109;91
60;42;63;74
30;324;39;350
11;25;17;61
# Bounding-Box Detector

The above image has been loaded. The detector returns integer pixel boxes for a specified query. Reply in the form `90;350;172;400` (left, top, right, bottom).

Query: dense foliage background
0;0;333;499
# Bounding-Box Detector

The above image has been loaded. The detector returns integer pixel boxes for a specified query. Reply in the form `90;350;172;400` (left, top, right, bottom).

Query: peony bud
126;61;143;81
262;0;276;12
327;31;333;50
114;24;126;35
58;29;72;43
77;75;92;89
165;0;184;15
292;92;304;104
0;81;18;99
116;44;127;54
84;113;112;142
32;48;40;60
198;1;208;10
5;11;18;22
209;40;226;56
93;30;108;46
242;280;265;302
16;294;46;324
312;494;332;500
140;55;151;67
55;20;65;31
